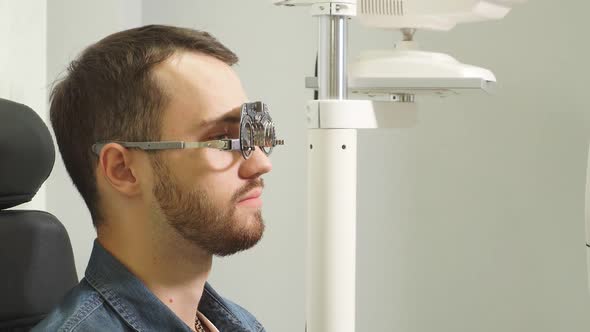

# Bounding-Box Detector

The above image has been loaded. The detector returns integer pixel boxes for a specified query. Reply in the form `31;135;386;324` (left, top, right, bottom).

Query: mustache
232;178;265;203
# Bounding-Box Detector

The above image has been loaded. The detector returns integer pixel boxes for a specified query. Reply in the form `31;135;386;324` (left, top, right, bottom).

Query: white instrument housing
274;0;525;30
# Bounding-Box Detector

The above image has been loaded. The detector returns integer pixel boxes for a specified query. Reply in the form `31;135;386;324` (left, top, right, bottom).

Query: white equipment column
307;3;357;332
274;0;525;330
585;146;590;292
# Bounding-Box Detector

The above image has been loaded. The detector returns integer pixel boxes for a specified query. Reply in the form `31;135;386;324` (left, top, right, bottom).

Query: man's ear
97;143;142;196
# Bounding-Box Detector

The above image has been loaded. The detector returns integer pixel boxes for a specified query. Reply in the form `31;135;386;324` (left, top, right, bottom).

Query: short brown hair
50;25;238;227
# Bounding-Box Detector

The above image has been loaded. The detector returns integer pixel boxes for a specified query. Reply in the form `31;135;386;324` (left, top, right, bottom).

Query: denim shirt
32;241;265;332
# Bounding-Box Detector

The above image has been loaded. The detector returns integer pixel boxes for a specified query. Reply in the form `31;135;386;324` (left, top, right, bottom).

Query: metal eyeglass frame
91;101;284;159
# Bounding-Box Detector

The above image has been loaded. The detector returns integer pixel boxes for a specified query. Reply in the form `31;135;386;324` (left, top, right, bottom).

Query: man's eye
210;133;230;140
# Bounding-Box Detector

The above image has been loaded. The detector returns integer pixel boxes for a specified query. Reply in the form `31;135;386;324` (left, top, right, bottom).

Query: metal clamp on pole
316;2;355;100
310;2;357;16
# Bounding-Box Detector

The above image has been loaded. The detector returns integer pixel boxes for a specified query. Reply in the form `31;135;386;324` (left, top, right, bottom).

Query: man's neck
98;222;212;330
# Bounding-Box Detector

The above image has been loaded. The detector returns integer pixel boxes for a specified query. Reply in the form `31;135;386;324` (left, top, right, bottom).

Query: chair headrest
0;98;55;210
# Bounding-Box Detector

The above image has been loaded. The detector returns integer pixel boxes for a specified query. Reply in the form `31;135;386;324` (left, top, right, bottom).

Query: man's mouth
237;188;263;207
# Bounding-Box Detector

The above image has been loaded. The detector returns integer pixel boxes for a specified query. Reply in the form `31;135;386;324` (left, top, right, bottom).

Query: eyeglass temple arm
92;138;284;156
91;140;237;155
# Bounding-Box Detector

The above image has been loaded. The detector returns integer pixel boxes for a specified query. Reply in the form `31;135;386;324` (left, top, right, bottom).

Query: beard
150;155;265;257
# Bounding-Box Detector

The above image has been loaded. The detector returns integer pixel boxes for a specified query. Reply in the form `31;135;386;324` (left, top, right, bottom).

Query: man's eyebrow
198;112;241;128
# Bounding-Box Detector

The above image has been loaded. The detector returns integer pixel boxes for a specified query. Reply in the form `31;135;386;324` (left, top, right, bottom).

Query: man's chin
233;207;263;228
236;214;265;244
213;215;264;257
212;232;263;257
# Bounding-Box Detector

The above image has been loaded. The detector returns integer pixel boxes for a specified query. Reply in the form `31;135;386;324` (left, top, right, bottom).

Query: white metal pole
307;129;357;332
307;6;356;332
318;15;348;100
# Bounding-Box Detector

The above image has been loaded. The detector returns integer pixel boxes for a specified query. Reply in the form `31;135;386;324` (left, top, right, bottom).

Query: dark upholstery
0;99;55;210
0;98;77;331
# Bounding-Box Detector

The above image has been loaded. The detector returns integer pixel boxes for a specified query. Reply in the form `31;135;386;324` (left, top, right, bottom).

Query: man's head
51;25;272;256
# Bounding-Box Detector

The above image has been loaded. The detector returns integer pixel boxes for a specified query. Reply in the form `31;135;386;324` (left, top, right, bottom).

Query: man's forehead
154;52;247;133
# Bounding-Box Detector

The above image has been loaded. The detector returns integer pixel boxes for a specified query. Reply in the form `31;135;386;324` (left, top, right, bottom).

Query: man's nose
238;147;273;179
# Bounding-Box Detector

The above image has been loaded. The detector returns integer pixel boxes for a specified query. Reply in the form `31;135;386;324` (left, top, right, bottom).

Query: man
33;25;272;332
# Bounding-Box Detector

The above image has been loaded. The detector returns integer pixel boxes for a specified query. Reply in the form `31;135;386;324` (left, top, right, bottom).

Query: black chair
0;98;77;331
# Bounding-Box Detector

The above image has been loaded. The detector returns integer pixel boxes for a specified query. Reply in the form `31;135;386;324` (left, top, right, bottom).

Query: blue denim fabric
32;241;265;332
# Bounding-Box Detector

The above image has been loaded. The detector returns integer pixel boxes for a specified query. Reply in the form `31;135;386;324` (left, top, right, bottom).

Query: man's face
148;52;273;256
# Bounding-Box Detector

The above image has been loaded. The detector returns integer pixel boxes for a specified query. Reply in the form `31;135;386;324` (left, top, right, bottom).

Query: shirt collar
84;240;251;332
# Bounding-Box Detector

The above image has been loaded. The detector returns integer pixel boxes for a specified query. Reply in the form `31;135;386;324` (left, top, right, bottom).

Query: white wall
7;0;588;331
354;1;590;330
